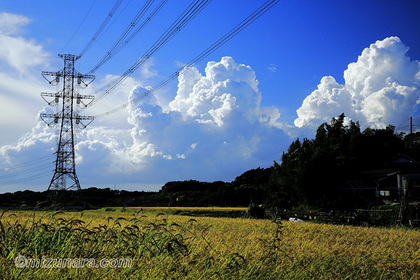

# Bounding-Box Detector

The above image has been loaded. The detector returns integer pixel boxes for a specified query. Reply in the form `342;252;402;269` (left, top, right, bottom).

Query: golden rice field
0;208;419;279
119;206;248;212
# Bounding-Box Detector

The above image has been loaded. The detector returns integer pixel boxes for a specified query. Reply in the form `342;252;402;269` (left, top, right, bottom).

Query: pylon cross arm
41;53;96;193
40;113;57;118
42;71;63;85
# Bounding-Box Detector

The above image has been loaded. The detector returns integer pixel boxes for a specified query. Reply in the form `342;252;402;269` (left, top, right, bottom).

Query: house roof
362;153;420;179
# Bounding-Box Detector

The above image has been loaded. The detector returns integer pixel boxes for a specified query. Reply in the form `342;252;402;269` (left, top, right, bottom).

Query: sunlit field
119;206;248;213
1;208;419;279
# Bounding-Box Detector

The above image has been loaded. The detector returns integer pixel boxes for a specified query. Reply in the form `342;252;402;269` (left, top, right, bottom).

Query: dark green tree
277;114;405;210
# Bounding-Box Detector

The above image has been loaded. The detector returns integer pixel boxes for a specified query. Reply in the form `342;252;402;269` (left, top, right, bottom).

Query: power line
88;0;168;74
79;0;125;58
395;115;420;132
0;171;53;186
86;0;212;107
90;0;210;105
93;0;281;118
0;155;53;171
94;0;134;44
0;156;54;185
60;0;97;54
0;161;54;181
396;125;409;130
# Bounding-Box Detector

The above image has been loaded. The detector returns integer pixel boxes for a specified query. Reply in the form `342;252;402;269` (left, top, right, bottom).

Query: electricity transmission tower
40;54;95;192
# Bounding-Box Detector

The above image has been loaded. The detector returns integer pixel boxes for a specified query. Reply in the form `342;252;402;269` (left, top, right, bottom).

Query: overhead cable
87;0;212;107
94;0;281;118
0;155;54;171
0;171;53;186
89;0;169;74
79;0;124;58
0;156;54;185
60;0;97;54
0;161;53;180
93;0;134;44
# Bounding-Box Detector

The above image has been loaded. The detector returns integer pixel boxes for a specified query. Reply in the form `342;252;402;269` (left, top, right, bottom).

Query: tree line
1;114;419;210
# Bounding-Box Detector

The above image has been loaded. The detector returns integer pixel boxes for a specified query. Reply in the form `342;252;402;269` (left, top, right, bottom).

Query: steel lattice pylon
40;54;95;192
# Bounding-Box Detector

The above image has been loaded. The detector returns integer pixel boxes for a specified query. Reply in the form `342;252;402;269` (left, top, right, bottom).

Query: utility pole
40;54;95;194
397;174;409;225
410;116;413;135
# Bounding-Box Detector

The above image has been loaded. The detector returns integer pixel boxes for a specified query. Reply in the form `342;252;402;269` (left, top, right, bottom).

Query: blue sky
1;0;420;193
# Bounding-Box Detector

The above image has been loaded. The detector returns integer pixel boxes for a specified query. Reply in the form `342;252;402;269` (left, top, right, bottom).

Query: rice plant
0;209;419;279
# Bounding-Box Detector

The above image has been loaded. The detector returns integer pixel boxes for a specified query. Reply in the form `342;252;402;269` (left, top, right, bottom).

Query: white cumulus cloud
108;56;289;182
0;56;290;190
0;12;49;72
0;12;51;146
169;57;275;128
295;36;420;130
0;12;31;36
